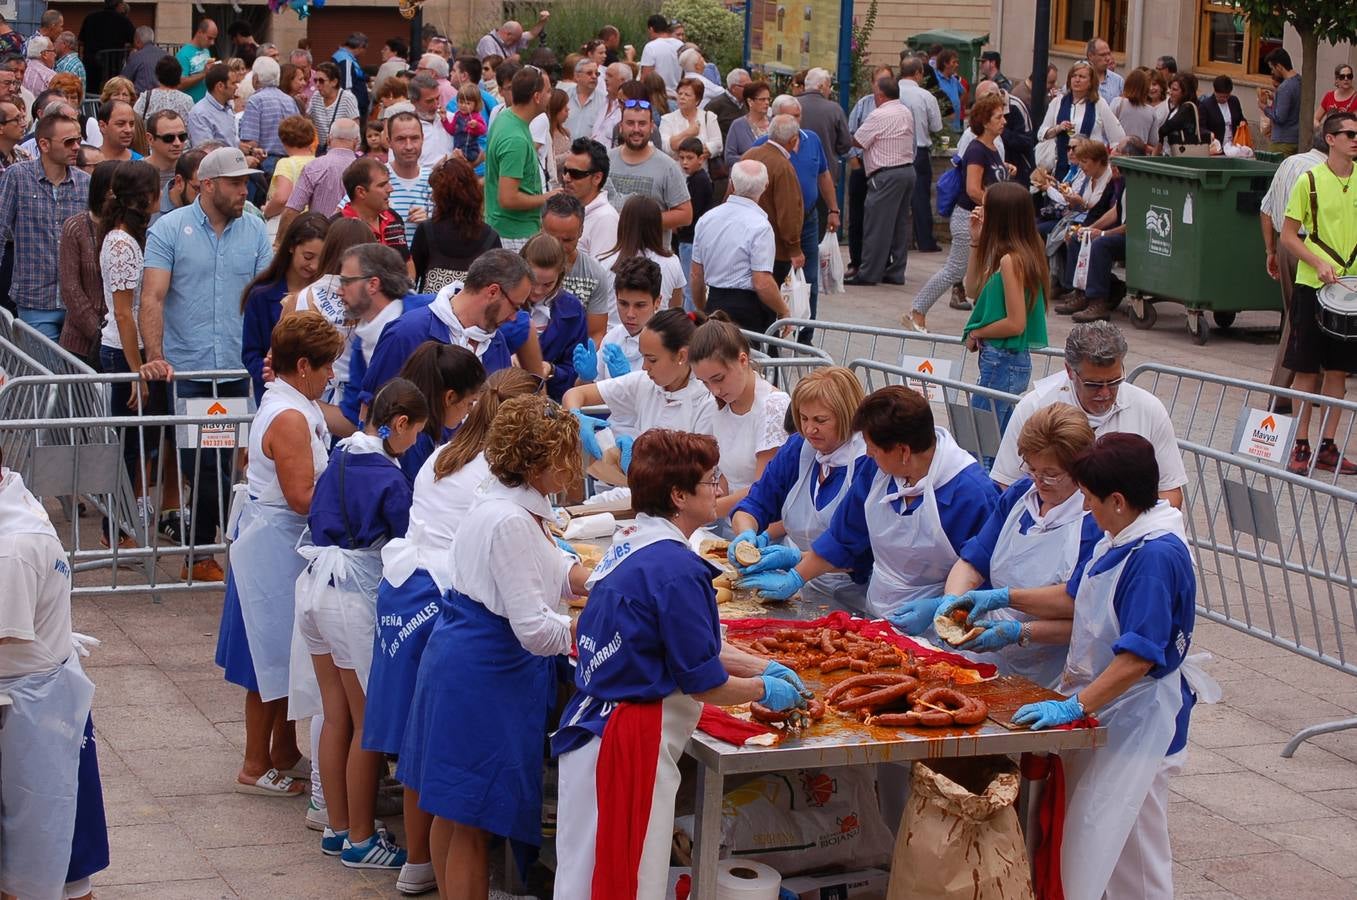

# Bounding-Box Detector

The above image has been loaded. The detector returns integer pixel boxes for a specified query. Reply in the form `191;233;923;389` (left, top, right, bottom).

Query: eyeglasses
1019;461;1070;487
560;166;594;180
1330;129;1357;140
336;273;369;285
496;281;533;311
155;131;189;144
0;115;23;126
622;98;652;110
1073;371;1124;392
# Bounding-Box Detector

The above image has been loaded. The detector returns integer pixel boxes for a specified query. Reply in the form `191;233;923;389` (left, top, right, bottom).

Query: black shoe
844;277;879;287
844;264;859;280
158;510;187;544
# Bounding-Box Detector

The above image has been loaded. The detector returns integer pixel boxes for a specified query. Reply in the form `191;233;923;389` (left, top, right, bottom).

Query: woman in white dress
687;314;791;518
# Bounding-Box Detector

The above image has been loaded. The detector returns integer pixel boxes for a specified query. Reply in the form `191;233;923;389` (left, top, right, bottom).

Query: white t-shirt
595;322;643;383
530;112;552;188
99;229;144;351
596;369;716;438
992;371;1188;492
640;37;684;92
410;450;492;550
711;376;791;491
0;472;71;678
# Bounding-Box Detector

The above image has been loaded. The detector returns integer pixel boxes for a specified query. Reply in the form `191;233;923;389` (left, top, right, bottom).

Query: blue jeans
973;343;1032;435
17;306;64;341
798;208;820;344
678;241;695;312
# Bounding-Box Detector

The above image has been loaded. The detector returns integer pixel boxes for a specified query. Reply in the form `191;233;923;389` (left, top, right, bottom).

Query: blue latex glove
571;410;608;460
601;342;632;378
727;530;770;568
758;674;808;712
740;543;802;576
571;339;599;382
957;619;1022;653
957;587;1012;623
554;536;580;561
617;434;634;473
885;595;954;636
737;568;805;601
1013;694;1085;730
762;660;806;693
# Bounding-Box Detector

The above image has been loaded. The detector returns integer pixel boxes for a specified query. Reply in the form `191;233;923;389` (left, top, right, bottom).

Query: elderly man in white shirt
565;57;605;139
591;62;633;149
1260;131;1328;393
992;322;1187;507
678;47;726;109
689;158;788;332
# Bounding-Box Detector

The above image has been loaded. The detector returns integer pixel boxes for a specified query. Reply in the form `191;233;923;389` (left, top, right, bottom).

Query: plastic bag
820;229;845;294
1072;231;1093;291
786;267;812;320
887;759;1034;900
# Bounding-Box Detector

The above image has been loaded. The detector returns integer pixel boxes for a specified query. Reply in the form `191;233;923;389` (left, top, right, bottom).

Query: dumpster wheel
1212;311;1236;330
1186;310;1209;345
1127;295;1157;330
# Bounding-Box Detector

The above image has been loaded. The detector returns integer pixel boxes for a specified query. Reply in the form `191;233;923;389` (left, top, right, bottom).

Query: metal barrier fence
848;358;1021;463
0;370;252;598
1127;362;1357;488
742;328;835;394
771;318;1068;384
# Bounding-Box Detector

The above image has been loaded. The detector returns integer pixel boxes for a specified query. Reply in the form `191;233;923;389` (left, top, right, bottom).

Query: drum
1316;276;1357;341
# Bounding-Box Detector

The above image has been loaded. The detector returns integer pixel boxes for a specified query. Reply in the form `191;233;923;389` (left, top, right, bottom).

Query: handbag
1169;103;1211;157
936;153;964;217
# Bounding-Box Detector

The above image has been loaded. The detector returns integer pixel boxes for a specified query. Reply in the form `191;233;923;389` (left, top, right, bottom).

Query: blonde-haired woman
729;366;869;611
399;394;591;898
924;404;1100;688
84;76;138;147
366;367;542;894
1038;60;1124;177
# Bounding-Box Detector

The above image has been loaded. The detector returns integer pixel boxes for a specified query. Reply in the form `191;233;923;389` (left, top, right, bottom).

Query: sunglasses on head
622;98;652;110
155;131;189;144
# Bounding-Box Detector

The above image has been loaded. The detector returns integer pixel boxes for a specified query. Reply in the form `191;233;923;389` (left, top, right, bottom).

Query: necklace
1339;171;1355;193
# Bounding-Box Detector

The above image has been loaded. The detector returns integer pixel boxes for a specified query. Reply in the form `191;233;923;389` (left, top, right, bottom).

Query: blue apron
396;589;557;850
215;570;258;692
64;714;109;884
362;570;444;755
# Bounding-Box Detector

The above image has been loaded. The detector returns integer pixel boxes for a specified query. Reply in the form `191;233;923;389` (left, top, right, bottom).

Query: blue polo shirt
144;199;272;372
753;128;828;212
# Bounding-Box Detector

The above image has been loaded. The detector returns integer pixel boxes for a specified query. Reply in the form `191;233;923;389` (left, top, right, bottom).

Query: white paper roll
563;512;616;541
717;859;781;900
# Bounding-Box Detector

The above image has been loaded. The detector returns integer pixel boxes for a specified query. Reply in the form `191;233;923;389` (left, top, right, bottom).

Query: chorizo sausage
819;655;852;673
848;658;875;673
864;711;922;727
823;672;919;704
913;686;990;726
833;677;920;711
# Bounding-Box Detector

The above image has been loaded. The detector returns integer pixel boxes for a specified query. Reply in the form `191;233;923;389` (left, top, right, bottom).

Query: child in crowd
364;119;389;165
294;378;428;872
447;83;487;163
675;136;715;312
571;255;662;384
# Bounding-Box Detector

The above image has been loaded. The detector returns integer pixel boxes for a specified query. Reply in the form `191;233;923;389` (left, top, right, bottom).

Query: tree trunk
1299;26;1318;150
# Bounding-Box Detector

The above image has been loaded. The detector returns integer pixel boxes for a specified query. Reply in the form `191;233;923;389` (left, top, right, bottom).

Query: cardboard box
781;868;890;900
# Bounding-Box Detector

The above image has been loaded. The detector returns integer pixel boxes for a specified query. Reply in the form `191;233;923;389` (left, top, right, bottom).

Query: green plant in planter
662;0;744;77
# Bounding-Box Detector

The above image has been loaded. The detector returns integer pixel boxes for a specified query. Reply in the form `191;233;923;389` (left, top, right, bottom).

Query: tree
1234;1;1357;148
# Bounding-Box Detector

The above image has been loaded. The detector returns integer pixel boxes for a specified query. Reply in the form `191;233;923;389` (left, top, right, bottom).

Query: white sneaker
396;861;438;895
305;798;328;831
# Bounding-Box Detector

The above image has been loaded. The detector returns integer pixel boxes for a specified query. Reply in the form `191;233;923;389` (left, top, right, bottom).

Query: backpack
936;153;964;217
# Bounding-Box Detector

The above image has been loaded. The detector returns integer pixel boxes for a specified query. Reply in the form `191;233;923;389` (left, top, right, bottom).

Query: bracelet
1018;622;1032;647
829;209;840;215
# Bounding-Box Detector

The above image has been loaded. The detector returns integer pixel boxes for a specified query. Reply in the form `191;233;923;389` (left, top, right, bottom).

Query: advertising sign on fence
177;397;251;449
1233;408;1296;466
897;355;955;403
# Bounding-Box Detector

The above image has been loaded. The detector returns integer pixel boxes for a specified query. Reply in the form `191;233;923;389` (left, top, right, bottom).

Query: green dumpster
905;30;990;91
1114;155;1280;345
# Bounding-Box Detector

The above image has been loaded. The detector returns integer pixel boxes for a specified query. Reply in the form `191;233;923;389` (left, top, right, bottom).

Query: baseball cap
197;147;261;179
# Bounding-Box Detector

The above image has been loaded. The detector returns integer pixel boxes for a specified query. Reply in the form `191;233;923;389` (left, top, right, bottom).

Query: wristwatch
1018;622;1033;647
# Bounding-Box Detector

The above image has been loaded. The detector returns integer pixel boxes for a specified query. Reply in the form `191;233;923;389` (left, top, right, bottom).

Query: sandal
234;768;305;797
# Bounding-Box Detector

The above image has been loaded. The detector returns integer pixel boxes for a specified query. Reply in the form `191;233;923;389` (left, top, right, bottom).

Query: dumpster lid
1114;156;1278;180
905;30;991;50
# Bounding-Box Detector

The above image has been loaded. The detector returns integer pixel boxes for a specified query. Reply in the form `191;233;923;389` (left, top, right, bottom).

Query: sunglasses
1340;73;1354;80
155;131;190;144
560;166;594;180
1073;372;1124;392
622;98;652;110
60;136;80;147
1330;129;1357;140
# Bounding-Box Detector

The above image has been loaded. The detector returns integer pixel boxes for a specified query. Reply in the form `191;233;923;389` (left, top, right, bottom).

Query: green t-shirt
176;45;212;102
1284;162;1357;289
962;269;1048;351
484;110;543;239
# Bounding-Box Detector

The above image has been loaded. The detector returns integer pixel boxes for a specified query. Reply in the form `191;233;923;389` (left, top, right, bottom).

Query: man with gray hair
897;56;944;254
53;32;84;94
122;25;167;93
677;48;726;108
336;242;421;424
417;52;455;107
799;66;851;184
362;248;536;408
740;112;805;289
566;57;604;140
690;158;785;329
850;75;915;286
991;321;1187;506
279;118;361;232
707;67;750;140
23;36;55;94
591;62;633;148
476;13;550;63
239;56;292;182
409;72;455;166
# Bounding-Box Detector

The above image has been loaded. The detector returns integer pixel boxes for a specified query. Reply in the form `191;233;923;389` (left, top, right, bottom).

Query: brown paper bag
886;759;1034;900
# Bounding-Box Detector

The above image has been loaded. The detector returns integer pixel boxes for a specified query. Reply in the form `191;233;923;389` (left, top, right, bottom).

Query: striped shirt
241;86;298;157
853;99;915;176
0;159;90;310
386;164;433;246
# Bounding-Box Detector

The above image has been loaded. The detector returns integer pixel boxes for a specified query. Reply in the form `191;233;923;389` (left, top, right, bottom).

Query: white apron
977;486;1087;689
233;380;330;704
0;654;96;900
864;428;975;619
782;435;867;613
1057;508;1186;900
